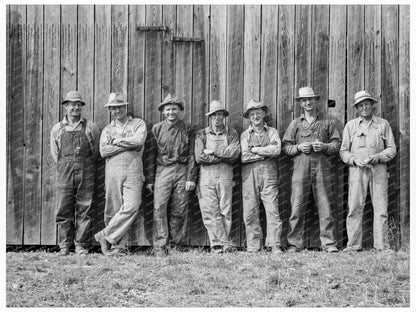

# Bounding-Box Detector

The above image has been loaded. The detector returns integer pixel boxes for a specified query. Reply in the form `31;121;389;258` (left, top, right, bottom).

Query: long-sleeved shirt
100;116;147;159
145;119;197;184
340;115;396;166
241;123;281;164
50;116;100;163
282;114;340;156
195;126;240;165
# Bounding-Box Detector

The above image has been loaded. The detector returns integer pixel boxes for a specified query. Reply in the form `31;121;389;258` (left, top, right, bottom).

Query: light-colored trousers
103;151;144;249
347;164;389;250
197;163;234;248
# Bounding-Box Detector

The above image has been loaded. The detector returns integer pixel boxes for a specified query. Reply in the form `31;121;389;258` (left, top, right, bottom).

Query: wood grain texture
111;5;128;95
41;5;60;245
24;5;43;244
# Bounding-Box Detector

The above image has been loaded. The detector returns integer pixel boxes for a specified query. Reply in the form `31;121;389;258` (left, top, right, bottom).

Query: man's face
163;104;180;122
300;97;317;112
210;111;225;128
64;101;83;118
109;105;127;121
248;108;265;126
356;100;375;119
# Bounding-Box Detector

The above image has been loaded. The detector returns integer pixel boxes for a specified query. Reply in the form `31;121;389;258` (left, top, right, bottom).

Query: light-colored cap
105;93;129;107
353;90;378;107
206;100;229;116
62;90;85;106
158;93;184;112
243;99;268;118
295;86;320;100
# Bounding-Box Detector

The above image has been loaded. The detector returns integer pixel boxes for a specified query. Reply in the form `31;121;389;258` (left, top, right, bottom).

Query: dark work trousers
56;125;96;249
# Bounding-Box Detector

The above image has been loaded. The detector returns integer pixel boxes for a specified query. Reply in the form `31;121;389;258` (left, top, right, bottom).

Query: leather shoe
94;231;111;256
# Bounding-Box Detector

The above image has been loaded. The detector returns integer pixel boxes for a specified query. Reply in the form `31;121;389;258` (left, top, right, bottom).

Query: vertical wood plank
226;4;244;247
189;5;211;247
111;5;128;94
41;5;60;245
364;5;382;115
311;5;329;118
77;5;94;120
328;4;348;247
7;5;26;244
294;5;312;118
398;5;409;245
381;5;400;249
92;5;111;240
277;5;295;248
175;5;193;125
210;5;227;105
6;4;11;241
161;5;176;99
128;5;150;246
61;5;77;112
346;5;364;120
23;5;43;245
260;5;278;128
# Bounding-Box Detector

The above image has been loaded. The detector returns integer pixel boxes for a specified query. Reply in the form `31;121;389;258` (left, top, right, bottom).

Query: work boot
326;246;339;253
60;247;70;256
343;246;359;253
272;247;284;255
211;246;223;254
110;248;128;256
223;246;237;253
287;246;300;253
94;231;111;256
75;246;89;256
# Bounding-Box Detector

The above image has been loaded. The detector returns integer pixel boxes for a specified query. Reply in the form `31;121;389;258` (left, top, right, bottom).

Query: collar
164;118;182;130
358;115;377;125
62;115;85;125
207;125;228;135
300;113;321;122
248;123;269;133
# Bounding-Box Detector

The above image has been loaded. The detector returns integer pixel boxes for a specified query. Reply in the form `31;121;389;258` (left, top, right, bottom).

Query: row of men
50;87;396;256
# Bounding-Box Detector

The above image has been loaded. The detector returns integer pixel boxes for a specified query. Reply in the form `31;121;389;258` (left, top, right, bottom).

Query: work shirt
100;116;147;160
50;116;100;163
195;126;240;165
146;119;197;184
241;123;281;164
340;116;396;165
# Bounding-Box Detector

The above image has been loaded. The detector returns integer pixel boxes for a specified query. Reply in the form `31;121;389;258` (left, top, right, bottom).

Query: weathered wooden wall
6;5;410;248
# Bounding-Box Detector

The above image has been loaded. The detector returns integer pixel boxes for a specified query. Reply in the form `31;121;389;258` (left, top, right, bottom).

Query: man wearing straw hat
340;90;396;252
282;87;340;253
145;94;197;257
50;90;100;255
194;100;240;254
94;93;147;256
240;99;283;254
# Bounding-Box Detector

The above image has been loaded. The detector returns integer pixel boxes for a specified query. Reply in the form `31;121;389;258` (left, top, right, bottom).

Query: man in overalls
241;99;283;254
195;100;240;253
94;93;147;256
282;87;340;253
146;94;197;257
50;91;100;255
340;90;396;252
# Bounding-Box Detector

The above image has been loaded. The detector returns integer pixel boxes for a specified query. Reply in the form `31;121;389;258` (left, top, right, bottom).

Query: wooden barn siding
6;4;409;248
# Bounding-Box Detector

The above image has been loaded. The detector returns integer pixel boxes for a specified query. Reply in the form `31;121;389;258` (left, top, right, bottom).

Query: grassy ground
6;247;410;307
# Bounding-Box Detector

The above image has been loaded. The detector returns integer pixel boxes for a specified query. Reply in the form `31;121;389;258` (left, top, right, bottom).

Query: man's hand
251;147;259;154
203;149;214;155
364;154;379;165
185;181;196;191
146;183;154;193
311;140;327;152
353;158;367;168
297;142;312;154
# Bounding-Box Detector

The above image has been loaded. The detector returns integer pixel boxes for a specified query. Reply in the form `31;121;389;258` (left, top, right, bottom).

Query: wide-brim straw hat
62;90;85;106
242;99;268;118
206;100;229;116
295;87;320;100
158;93;184;112
352;90;378;107
104;93;129;107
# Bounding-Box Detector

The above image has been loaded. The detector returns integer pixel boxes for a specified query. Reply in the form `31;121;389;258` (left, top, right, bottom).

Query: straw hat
158;93;184;112
62;91;85;106
104;93;129;107
352;90;378;107
206;100;229;117
295;87;320;100
243;99;268;118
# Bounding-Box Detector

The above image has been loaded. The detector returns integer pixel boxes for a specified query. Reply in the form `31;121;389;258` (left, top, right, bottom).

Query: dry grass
6;247;410;307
